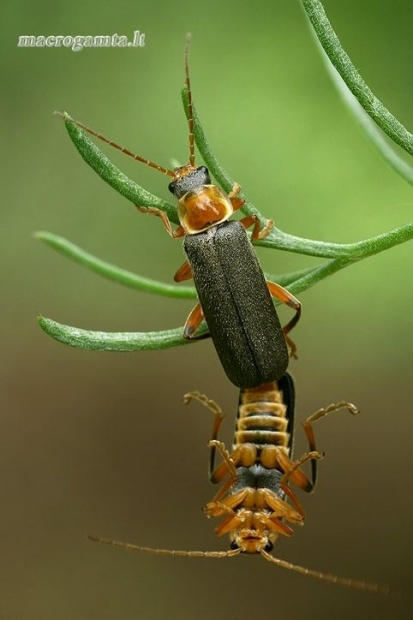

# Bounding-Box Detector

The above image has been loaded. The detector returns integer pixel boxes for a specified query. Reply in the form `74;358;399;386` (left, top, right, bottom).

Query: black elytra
184;220;289;388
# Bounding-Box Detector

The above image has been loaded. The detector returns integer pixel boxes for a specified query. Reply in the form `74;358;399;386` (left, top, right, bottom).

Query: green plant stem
38;213;413;349
60;112;413;258
62;114;179;225
34;260;341;350
301;0;413;157
35;230;317;292
34;231;196;299
314;40;413;186
43;32;413;353
37;315;205;351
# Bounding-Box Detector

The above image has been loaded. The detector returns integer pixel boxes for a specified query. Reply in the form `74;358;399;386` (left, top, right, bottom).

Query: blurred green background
2;0;412;618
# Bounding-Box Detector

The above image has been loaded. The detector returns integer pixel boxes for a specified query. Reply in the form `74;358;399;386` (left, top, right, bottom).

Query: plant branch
59;110;413;259
301;0;413;157
61;113;178;224
34;231;196;299
35;229;320;291
42;30;413;353
326;60;413;186
37;315;205;351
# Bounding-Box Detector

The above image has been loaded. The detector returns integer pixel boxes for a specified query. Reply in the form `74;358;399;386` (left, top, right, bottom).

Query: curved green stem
34;231;196;299
33;257;367;351
38;315;205;351
37;216;413;351
35;229;317;291
59;108;413;260
317;43;413;186
61;113;178;224
183;87;413;256
43;28;413;354
301;0;413;157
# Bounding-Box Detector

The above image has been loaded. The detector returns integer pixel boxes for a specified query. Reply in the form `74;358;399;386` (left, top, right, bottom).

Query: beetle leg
266;280;302;359
302;401;360;488
239;214;274;240
137;206;185;238
227;183;241;200
209;443;245;490
183;302;208;339
174;260;193;282
227;183;245;212
183;391;226;476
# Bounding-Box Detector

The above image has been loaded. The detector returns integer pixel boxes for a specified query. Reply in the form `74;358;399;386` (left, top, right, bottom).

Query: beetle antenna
54;111;175;177
261;550;392;595
184;33;195;168
87;534;240;559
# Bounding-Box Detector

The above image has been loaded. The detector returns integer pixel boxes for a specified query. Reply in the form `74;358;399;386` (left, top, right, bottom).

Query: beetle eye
230;541;239;551
264;541;273;552
168;181;175;194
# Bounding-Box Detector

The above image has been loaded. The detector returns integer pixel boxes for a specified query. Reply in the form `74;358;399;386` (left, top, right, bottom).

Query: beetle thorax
178;185;233;233
168;165;233;234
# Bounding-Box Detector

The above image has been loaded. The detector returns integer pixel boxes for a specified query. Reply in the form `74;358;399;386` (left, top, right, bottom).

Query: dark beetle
184;221;289;387
58;35;301;388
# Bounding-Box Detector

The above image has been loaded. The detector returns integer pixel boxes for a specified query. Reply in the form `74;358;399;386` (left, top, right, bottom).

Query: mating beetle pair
56;36;389;594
